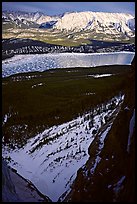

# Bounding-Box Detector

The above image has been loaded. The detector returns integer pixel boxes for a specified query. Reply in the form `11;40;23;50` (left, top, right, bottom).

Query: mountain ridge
2;10;135;45
2;10;135;32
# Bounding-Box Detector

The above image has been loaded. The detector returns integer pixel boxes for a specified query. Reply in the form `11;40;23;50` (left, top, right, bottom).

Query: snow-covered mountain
54;11;135;35
3;11;135;36
2;11;60;28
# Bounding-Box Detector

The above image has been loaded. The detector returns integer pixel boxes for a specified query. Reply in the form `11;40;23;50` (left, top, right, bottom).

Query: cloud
2;2;135;16
2;2;44;12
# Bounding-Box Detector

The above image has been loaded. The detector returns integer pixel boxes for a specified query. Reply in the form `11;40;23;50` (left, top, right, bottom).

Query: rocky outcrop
2;160;52;202
64;62;135;202
2;159;22;202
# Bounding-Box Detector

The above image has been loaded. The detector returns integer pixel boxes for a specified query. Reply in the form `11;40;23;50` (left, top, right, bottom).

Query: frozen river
2;52;135;77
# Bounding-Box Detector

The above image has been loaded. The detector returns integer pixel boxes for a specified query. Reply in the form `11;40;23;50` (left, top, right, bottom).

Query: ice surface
2;52;135;78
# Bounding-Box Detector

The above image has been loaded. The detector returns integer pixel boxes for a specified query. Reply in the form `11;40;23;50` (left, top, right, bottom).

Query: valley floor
2;62;135;202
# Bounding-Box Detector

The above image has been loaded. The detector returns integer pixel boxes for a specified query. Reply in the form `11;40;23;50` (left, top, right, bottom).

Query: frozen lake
2;52;135;78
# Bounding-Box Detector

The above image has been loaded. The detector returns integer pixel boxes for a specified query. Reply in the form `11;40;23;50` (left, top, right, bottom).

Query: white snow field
2;52;135;78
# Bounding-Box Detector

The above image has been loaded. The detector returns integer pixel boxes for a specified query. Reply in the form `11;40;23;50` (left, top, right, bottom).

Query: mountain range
2;11;135;45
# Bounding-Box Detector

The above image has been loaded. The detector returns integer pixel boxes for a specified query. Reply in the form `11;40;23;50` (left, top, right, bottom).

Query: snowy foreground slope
3;93;124;201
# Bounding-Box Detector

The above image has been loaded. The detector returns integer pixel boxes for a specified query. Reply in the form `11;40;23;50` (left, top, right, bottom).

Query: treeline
2;72;127;145
2;38;135;60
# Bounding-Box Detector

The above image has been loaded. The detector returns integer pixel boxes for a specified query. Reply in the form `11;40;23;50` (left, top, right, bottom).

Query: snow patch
113;176;126;198
88;74;113;78
32;83;44;88
124;106;130;111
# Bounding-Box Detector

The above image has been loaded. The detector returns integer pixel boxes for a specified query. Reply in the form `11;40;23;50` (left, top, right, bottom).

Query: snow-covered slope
2;94;124;201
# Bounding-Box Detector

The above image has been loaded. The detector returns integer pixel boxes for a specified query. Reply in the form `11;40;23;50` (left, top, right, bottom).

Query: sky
2;2;135;17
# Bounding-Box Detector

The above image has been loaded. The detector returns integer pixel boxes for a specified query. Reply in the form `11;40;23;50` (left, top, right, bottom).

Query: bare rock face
2;160;22;202
2;160;51;202
131;56;135;68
